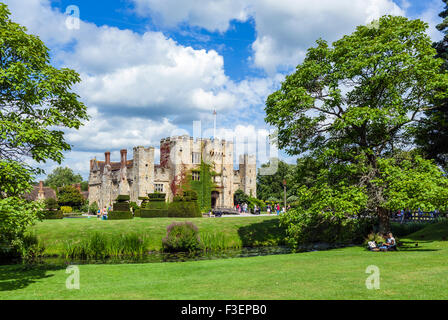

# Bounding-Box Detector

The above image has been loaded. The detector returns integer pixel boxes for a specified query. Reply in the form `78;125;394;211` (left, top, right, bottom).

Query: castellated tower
239;154;257;198
131;146;154;200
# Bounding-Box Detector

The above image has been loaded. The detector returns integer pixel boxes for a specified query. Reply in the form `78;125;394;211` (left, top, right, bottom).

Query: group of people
235;203;248;214
266;204;290;215
96;206;110;220
395;208;440;223
368;232;396;252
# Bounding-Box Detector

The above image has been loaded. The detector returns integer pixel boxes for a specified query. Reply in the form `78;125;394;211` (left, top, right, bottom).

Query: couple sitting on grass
368;232;396;252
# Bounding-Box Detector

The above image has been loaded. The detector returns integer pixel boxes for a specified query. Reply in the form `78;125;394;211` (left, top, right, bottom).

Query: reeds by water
62;233;147;259
200;232;242;251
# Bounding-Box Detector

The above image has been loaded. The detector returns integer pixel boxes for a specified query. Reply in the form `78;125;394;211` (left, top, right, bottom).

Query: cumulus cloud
131;0;405;73
418;0;445;42
132;0;251;32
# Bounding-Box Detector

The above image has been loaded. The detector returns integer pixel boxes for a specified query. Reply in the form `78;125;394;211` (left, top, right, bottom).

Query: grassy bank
32;216;286;255
1;221;448;299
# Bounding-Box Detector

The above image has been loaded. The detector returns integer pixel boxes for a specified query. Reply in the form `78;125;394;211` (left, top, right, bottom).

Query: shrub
130;201;139;212
41;210;63;219
60;206;72;214
168;201;201;218
116;195;130;202
89;201;99;214
140;209;168;218
113;202;130;211
0;198;44;260
44;198;59;210
79;202;89;213
162;222;203;252
57;185;84;209
108;211;133;220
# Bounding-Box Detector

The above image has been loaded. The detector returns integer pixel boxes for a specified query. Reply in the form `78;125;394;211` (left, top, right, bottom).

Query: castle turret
239;154;257;198
132;146;155;201
118;149;130;195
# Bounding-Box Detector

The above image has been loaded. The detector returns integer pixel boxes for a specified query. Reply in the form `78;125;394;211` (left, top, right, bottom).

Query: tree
57;185;84;209
415;0;448;170
256;159;295;201
44;167;83;189
265;15;448;231
233;189;250;206
0;3;88;196
0;197;43;257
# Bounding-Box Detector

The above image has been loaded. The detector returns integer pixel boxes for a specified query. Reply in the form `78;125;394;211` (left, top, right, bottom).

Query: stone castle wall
88;135;257;210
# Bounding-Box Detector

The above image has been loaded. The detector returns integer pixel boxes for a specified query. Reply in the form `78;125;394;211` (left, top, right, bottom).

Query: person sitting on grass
379;233;396;251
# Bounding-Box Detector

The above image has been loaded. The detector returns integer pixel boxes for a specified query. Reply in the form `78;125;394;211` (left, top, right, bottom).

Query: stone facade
88;135;257;210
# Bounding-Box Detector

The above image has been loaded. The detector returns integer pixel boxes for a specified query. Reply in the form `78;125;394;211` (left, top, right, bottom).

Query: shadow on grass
237;218;287;247
395;240;440;252
0;264;64;292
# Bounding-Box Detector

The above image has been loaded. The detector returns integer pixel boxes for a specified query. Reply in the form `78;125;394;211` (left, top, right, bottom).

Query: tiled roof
95;160;133;172
23;185;57;201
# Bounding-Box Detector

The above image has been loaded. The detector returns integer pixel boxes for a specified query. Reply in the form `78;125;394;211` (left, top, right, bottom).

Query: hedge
140;209;169;218
148;193;166;201
113;202;130;211
116;195;130;202
41;210;63;219
108;211;133;220
168;201;201;218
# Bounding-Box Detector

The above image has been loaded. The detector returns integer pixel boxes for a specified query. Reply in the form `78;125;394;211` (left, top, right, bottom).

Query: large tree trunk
377;206;390;234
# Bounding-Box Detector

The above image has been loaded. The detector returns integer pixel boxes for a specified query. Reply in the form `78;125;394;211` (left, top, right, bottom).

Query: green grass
32;216;286;255
1;221;448;299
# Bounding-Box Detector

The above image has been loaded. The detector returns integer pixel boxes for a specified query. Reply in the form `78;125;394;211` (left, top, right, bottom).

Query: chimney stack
105;151;111;165
38;181;45;200
120;149;127;168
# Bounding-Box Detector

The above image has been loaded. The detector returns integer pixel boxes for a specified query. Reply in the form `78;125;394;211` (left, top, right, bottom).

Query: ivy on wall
186;161;217;212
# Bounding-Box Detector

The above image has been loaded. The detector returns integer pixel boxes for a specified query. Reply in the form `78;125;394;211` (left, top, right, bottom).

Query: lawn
32;216;286;255
1;221;448;299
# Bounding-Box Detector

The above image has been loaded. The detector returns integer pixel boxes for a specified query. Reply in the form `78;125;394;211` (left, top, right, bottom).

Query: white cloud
132;0;250;32
2;0;281;176
131;0;405;73
418;0;444;42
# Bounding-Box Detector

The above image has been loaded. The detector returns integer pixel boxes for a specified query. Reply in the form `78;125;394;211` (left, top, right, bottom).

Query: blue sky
2;0;445;180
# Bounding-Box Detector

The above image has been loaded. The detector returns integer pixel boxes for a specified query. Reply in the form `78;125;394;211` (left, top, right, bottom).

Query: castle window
192;152;201;164
155;184;163;192
192;171;200;181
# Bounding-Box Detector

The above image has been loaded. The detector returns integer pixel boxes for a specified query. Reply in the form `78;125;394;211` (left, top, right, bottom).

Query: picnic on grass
368;233;397;252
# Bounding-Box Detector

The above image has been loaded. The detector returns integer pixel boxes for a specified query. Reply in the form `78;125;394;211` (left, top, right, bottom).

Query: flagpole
213;109;217;140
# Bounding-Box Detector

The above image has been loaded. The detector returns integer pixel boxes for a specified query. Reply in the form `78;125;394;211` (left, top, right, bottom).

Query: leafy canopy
265;15;448;233
266;15;447;163
0;3;88;196
44;166;83;189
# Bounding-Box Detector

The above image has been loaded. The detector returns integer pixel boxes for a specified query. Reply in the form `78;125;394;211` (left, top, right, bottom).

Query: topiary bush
140;209;168;218
109;195;133;220
139;193;168;218
116;195;130;202
162;222;203;252
108;211;133;220
168;200;201;218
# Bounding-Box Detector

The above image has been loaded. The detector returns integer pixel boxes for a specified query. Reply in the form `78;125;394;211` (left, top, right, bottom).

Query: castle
88;135;257;210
